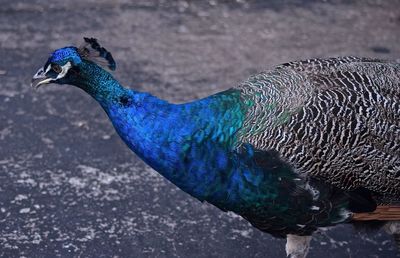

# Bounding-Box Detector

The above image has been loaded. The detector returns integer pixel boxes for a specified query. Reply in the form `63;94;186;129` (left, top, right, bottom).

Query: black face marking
119;96;132;106
69;66;80;76
46;69;58;79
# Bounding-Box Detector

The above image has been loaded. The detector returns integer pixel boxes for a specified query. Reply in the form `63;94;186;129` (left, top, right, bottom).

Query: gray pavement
1;0;399;257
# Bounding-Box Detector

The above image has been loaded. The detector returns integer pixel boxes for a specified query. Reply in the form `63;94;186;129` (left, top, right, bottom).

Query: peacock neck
103;88;247;199
70;61;249;200
71;61;127;105
106;89;245;172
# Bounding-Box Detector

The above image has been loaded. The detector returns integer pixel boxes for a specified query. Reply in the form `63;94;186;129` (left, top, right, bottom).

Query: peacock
31;38;400;258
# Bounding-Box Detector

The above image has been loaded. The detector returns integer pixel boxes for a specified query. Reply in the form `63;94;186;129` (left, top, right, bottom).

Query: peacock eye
52;64;62;73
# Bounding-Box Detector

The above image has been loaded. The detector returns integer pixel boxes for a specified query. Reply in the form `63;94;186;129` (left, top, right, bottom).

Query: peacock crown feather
77;37;116;71
47;37;116;71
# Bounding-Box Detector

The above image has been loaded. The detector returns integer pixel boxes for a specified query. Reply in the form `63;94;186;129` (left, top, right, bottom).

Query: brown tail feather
352;206;400;221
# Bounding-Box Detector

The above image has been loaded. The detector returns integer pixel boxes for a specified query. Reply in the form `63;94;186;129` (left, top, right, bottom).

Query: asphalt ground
0;0;399;257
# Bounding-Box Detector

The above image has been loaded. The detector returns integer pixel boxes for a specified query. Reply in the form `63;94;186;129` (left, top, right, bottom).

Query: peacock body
32;38;400;257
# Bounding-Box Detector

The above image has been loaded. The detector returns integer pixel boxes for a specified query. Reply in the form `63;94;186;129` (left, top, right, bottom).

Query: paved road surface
0;0;399;257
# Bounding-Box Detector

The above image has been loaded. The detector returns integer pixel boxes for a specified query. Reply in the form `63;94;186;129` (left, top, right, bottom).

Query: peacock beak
31;67;52;89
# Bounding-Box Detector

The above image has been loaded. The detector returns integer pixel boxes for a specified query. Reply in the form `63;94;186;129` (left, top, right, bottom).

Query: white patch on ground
226;211;243;220
231;228;253;238
384;222;400;234
33;153;43;159
161;217;177;230
98;172;115;185
101;134;111;140
19;208;30;214
72;120;89;130
62;243;79;252
32;232;42;244
17;178;37;187
14;194;28;201
40;137;54;149
77;227;96;242
317;227;349;248
68;177;86;188
0;126;11;140
0;159;12;165
77;165;99;174
0;89;18;97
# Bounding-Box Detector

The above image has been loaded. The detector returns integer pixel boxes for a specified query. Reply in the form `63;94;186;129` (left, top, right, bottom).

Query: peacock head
31;37;116;89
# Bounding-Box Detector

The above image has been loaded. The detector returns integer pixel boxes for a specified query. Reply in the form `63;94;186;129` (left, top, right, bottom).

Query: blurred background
1;0;399;257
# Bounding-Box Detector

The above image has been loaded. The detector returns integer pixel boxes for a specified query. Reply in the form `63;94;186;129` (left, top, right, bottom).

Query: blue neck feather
71;61;247;202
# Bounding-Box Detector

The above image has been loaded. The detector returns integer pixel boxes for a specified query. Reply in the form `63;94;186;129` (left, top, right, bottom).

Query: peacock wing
236;58;400;204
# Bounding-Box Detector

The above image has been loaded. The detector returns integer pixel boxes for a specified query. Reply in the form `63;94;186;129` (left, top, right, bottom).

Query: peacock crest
78;37;116;71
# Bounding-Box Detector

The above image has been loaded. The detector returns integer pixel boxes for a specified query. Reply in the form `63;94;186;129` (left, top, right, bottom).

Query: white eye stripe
44;64;51;74
55;62;72;80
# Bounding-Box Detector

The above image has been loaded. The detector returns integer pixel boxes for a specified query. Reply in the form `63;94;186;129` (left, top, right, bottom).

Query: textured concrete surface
1;0;400;257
